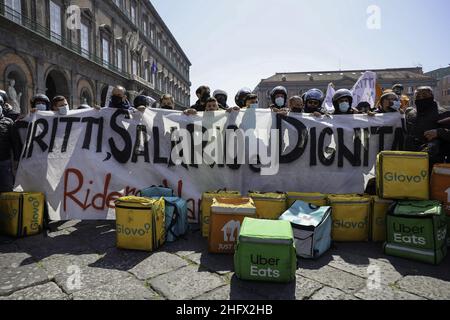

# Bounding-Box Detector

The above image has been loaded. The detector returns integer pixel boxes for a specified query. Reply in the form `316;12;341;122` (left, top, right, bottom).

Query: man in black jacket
0;95;18;192
405;86;450;168
191;86;211;111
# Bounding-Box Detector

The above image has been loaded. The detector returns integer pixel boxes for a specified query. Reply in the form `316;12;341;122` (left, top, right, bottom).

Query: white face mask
339;102;350;113
249;103;259;109
275;97;285;107
35;104;47;111
391;101;401;111
58;104;69;115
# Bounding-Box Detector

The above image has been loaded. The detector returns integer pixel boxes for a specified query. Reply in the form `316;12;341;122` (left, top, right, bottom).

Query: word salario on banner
14;108;405;221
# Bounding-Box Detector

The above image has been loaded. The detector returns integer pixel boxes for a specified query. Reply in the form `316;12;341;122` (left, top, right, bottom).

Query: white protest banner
14;108;405;222
352;71;377;108
322;83;336;113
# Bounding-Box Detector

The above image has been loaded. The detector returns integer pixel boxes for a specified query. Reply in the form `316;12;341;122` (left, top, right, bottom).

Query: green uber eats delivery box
234;218;297;283
384;201;448;265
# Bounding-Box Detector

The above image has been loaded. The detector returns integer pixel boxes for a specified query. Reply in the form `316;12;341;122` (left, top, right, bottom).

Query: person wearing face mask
304;89;326;117
108;86;132;110
332;89;356;115
0;95;18;192
213;90;229;110
191;86;211;112
392;84;410;111
160;94;175;110
405;87;450;168
133;95;155;112
244;94;259;109
288;96;304;113
269;86;288;109
51;96;70;116
30;94;51;113
375;90;402;114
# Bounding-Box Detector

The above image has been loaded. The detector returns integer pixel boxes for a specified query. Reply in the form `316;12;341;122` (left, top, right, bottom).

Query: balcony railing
0;4;131;79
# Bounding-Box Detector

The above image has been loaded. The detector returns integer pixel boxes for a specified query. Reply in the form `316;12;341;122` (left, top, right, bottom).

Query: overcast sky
152;0;450;105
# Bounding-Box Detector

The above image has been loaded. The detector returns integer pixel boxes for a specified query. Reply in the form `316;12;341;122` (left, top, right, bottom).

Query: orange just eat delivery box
431;164;450;216
208;197;256;254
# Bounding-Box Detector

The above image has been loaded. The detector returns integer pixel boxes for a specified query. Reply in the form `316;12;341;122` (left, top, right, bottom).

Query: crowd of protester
1;82;450;193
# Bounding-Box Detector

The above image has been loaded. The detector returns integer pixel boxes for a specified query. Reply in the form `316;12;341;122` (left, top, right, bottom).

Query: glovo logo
333;218;368;230
29;197;41;231
384;170;428;184
117;223;152;237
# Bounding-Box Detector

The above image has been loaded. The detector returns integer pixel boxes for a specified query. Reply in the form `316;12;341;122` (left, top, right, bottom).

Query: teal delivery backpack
140;186;174;198
163;197;189;243
279;200;332;259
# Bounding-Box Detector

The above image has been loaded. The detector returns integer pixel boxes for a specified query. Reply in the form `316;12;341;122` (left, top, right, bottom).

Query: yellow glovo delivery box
201;190;241;237
371;196;394;242
287;192;327;207
376;151;429;200
248;192;288;220
328;195;371;242
0;192;45;237
114;196;165;252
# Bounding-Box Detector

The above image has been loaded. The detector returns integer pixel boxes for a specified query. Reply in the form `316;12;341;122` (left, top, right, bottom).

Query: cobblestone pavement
0;221;449;300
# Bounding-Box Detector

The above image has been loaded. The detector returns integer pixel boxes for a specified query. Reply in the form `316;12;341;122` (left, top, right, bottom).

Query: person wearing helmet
288;96;304;113
0;95;18;192
405;87;450;168
30;94;51;113
234;88;252;108
375;90;402;114
133;95;155;112
213;90;229;110
392;84;410;111
269;86;288;109
191;86;211;111
332;89;355;115
304;89;326;116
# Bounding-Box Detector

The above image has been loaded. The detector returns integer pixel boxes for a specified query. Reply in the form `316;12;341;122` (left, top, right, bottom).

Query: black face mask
110;95;125;108
415;98;435;113
200;92;211;102
216;97;227;107
160;105;173;110
304;106;318;113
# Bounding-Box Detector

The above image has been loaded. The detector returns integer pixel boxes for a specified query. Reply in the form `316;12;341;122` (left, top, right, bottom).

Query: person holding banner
108;86;132;110
288;96;304;113
375;90;403;114
0;97;17;192
244;94;259;109
191;86;211;111
29;94;51;113
160;94;175;110
235;87;253;108
332;89;356;115
213;89;229;110
51;96;70;116
205;97;220;112
304;89;326;117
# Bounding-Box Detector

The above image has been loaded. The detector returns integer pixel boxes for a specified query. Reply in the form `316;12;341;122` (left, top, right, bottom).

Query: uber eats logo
384;170;428;184
250;254;281;278
393;223;427;246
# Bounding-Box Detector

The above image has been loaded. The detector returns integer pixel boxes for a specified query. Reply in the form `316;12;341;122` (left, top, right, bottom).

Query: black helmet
0;90;8;103
270;86;288;104
392;84;404;91
31;94;50;109
134;95;152;108
0;95;4;108
332;89;353;109
304;89;325;104
213;89;228;99
301;92;307;102
235;87;252;107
